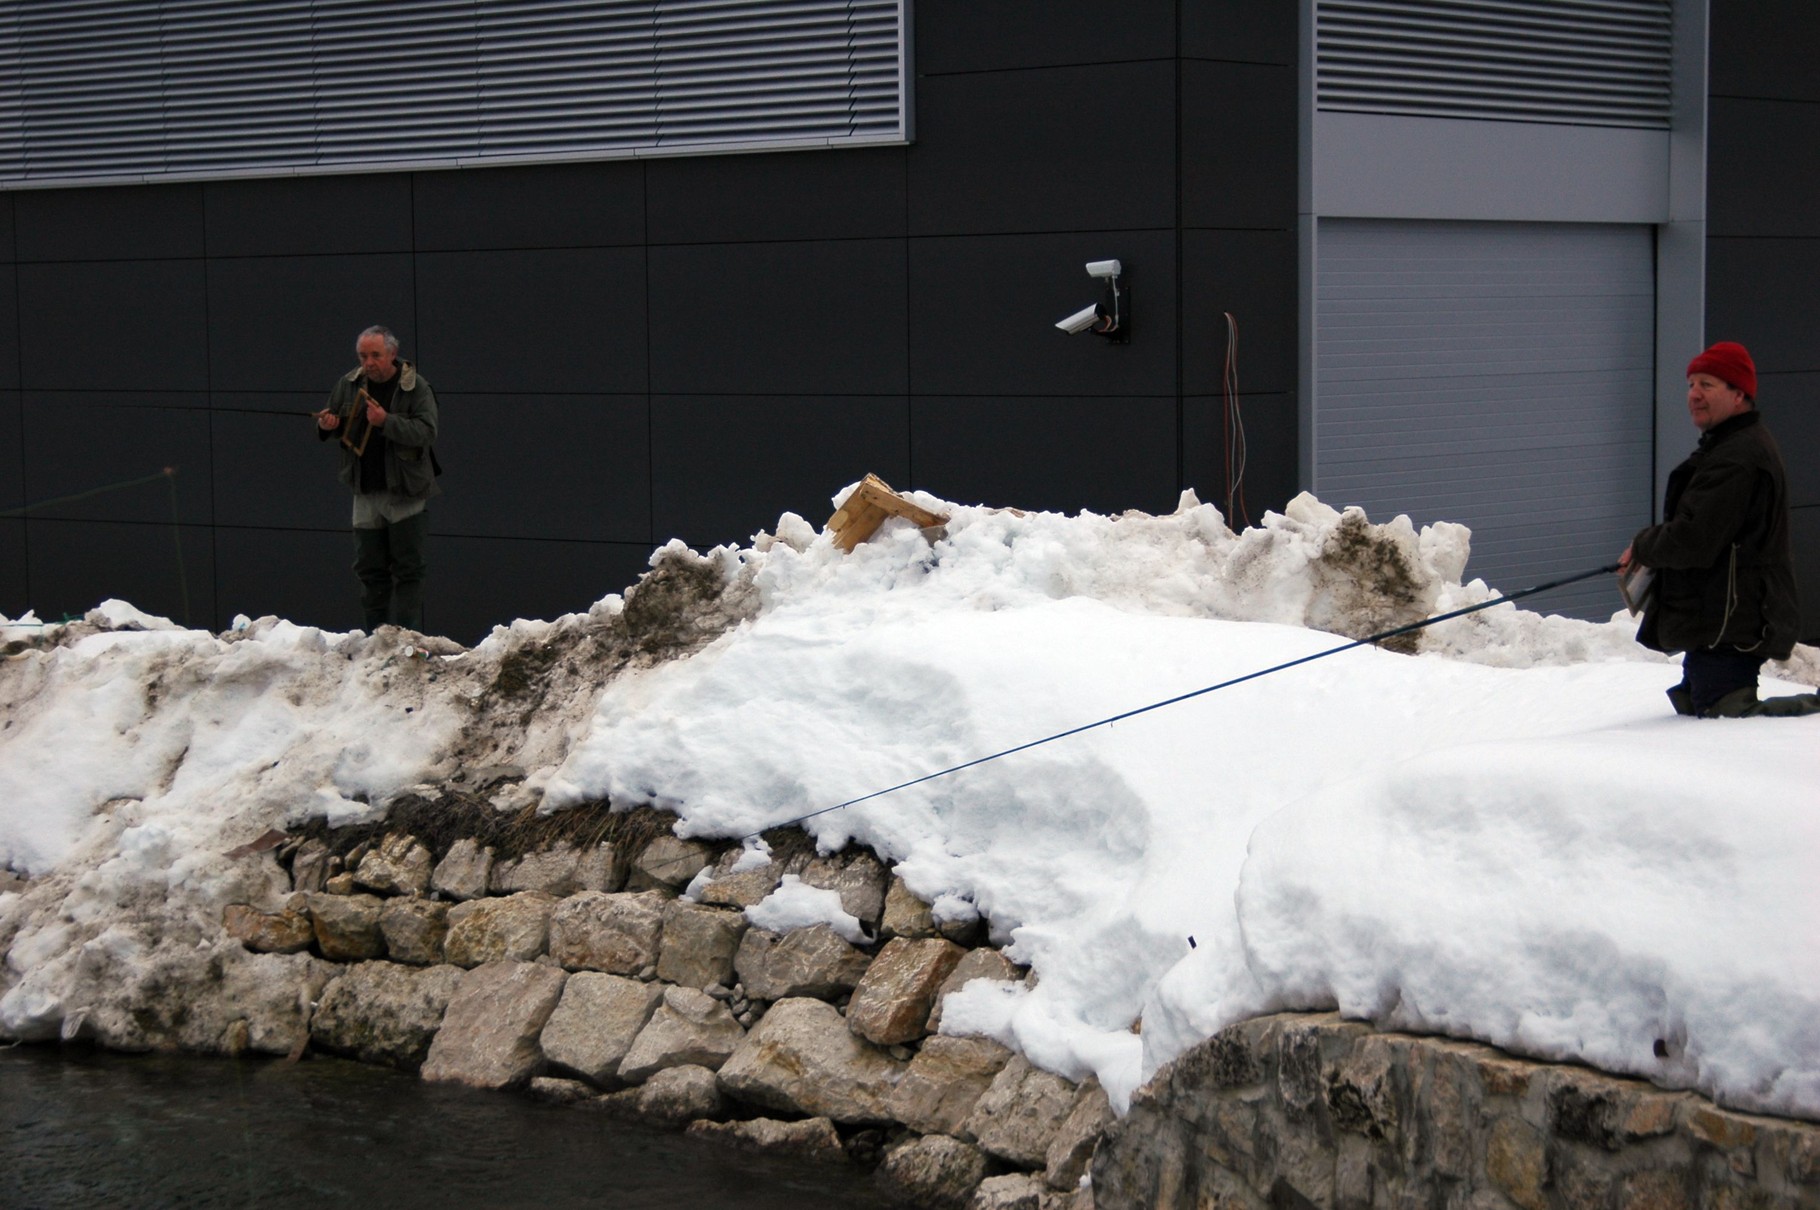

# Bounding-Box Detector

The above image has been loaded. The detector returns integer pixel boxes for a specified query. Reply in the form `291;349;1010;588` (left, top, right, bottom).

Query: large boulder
1044;1079;1111;1191
307;891;385;961
636;1063;725;1128
800;851;890;931
964;1056;1080;1169
491;843;620;897
352;833;432;896
442;891;556;966
420;960;568;1090
695;847;804;909
685;1116;846;1162
547;890;667;974
377;897;449;965
881;875;938;940
846;936;966;1045
888;1035;1015;1140
290;839;334;894
716;997;904;1124
734;924;872;1001
538;971;665;1086
656;901;747;989
308;960;463;1070
927;947;1022;1034
970;1173;1052;1210
618;985;746;1082
627;836;714;893
876;1134;990;1209
431;838;494;901
224;902;314;954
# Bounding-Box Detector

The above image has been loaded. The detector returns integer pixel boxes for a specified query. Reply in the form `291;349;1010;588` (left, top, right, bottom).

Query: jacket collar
343;360;417;391
1699;407;1759;449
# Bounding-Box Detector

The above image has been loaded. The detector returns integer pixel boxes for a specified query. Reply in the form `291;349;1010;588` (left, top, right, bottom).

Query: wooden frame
826;473;949;552
340;387;376;457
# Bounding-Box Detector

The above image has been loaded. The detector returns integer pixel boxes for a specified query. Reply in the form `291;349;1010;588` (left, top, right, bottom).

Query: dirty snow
1;488;1816;1121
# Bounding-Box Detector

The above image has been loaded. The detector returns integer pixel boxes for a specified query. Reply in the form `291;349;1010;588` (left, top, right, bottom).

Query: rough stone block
491;843;619;897
636;1063;724;1128
685;1116;846;1162
882;875;938;939
847;936;966;1045
734;924;872;1001
876;1133;989;1209
377;896;448;965
538;970;665;1086
527;1076;596;1105
800;850;889;929
353;833;432;896
290;839;333;894
888;1035;1014;1140
696;847;804;909
656;901;747;989
420;959;568;1090
928;946;1021;1033
307;891;385;961
1486;1116;1549;1210
965;1056;1080;1170
224;903;314;954
716;996;905;1124
618;985;746;1082
308;960;462;1070
971;1172;1048;1209
1045;1079;1112;1191
430;838;494;901
628;836;713;892
442;891;556;967
547;890;666;974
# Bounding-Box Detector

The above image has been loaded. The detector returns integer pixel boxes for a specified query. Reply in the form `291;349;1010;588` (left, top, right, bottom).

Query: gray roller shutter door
1313;219;1655;620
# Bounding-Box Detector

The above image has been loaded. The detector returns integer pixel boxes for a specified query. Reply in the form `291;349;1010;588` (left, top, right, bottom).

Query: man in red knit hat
1619;341;1816;716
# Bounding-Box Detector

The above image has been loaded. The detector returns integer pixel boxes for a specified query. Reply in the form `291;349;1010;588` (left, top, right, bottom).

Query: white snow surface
2;489;1816;1121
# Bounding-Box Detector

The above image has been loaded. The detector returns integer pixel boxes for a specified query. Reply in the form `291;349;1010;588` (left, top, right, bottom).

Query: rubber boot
1665;683;1694;716
1700;686;1762;718
1752;692;1820;717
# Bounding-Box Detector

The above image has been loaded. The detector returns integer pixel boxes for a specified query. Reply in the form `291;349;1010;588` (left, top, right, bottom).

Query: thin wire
0;468;178;519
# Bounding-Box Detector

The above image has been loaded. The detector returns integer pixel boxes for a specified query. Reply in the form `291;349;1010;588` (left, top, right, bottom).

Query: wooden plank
826;473;949;551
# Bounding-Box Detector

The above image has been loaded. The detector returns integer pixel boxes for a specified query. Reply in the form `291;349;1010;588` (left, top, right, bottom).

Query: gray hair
358;325;399;356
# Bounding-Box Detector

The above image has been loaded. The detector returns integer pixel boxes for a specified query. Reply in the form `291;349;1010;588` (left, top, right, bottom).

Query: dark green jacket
319;361;441;500
1632;409;1799;659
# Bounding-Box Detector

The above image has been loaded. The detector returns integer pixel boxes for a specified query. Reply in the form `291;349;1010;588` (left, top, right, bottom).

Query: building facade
0;1;1811;644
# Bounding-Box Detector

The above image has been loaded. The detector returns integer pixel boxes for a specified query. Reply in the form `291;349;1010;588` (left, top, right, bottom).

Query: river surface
0;1044;898;1209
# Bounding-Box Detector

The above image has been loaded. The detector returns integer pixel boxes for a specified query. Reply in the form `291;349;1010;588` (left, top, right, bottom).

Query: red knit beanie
1686;341;1757;399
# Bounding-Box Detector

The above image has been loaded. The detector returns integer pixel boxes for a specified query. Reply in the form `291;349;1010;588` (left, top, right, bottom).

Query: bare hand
364;399;388;427
1617;543;1633;572
315;409;340;431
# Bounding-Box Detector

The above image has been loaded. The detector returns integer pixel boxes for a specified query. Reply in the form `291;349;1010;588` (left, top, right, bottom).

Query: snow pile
2;487;1816;1122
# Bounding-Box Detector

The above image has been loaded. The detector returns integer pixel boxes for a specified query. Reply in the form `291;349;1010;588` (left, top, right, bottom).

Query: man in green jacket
1620;341;1815;717
315;325;440;632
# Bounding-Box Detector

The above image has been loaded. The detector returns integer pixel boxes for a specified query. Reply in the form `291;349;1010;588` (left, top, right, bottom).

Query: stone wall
1094;1012;1820;1209
223;816;1106;1210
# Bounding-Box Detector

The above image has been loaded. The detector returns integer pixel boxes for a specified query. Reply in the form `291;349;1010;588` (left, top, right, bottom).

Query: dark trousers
1670;647;1765;716
353;511;429;631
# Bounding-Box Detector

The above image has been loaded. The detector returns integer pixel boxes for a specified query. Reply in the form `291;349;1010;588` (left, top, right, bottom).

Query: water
0;1045;898;1210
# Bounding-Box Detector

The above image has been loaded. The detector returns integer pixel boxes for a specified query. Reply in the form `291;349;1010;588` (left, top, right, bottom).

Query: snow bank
2;491;1816;1123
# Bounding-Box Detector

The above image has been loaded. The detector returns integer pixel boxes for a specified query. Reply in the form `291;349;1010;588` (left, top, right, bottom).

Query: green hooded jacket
318;360;441;500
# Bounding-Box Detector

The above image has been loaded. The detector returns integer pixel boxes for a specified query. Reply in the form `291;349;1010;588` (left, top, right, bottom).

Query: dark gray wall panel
0;519;24;619
22;398;211;525
413;161;646;252
650;393;910;548
650;240;906;395
1182;60;1297;231
1182;391;1298;526
204;175;413;257
1712;0;1820;103
1760;375;1818;508
13;185;204;261
911;395;1178;516
1707;99;1820;238
213;526;359;633
910;230;1175;398
915;1;1174;73
213;389;329;416
207;255;417;392
908;63;1176;237
19;261;209;390
0;194;13;260
26;518;214;628
646;148;906;244
432;535;655;645
212;410;353;532
1183;228;1295;396
431;393;651;545
1182;2;1297;66
0;265;15;389
1706;238;1820;376
1793;506;1819;642
416;248;649;394
0;391;19;510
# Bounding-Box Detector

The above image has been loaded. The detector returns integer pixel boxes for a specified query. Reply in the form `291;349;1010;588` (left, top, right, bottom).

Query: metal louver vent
1317;0;1672;129
0;0;910;187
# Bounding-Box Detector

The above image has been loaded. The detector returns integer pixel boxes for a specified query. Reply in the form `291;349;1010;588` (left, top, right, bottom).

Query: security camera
1056;303;1104;334
1085;259;1122;280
